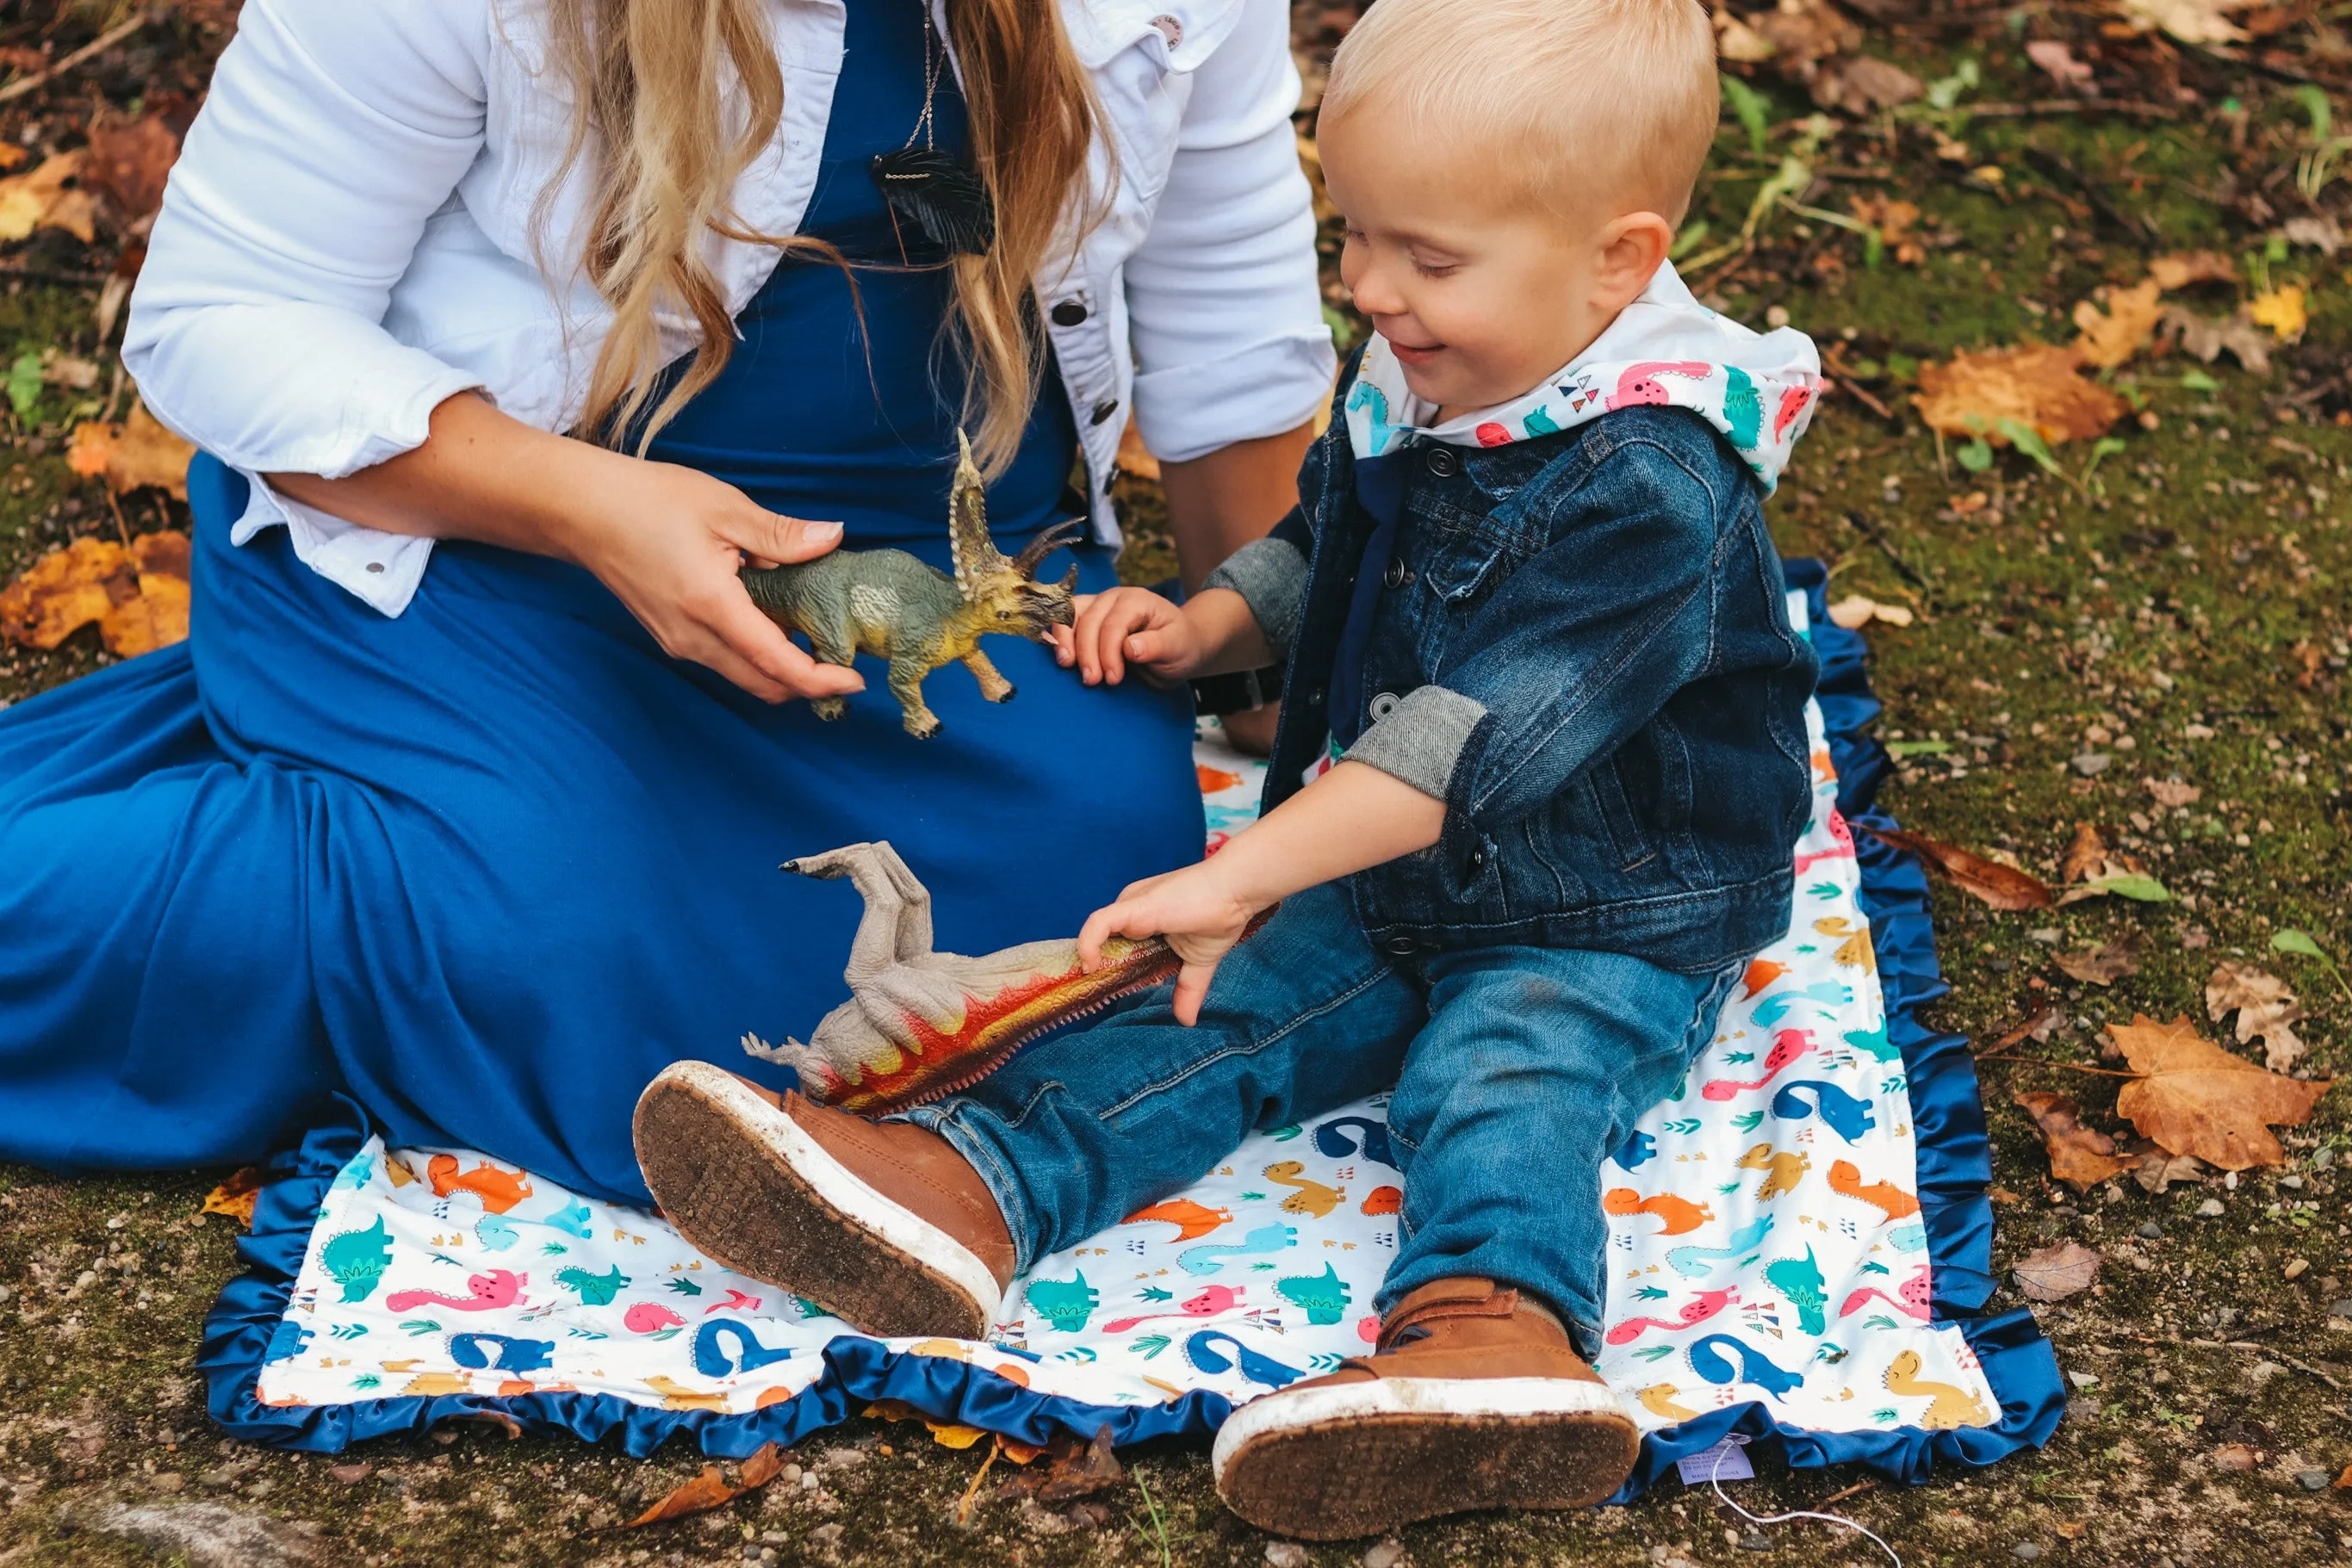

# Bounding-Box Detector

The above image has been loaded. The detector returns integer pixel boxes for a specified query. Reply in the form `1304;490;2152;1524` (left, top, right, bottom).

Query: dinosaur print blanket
212;583;2060;1493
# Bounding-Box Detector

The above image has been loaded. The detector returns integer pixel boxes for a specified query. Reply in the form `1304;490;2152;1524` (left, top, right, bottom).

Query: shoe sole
632;1062;1002;1341
1211;1377;1639;1540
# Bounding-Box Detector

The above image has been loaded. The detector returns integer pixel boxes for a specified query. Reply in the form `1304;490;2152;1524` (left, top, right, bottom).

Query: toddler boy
637;0;1821;1537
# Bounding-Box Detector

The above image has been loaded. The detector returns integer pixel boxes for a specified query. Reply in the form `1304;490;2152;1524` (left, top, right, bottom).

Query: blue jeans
902;882;1742;1350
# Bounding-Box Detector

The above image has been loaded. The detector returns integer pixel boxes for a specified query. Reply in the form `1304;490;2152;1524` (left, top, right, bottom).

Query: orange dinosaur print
1120;1198;1233;1243
1738;958;1787;1001
1828;1159;1920;1221
399;1372;472;1398
426;1154;534;1214
1263;1162;1344;1218
1735;1142;1810;1200
1809;747;1834;784
1360;1185;1402;1216
1602;1188;1714;1236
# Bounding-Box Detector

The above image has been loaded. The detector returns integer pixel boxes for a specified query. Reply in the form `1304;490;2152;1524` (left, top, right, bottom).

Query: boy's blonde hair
1319;0;1719;226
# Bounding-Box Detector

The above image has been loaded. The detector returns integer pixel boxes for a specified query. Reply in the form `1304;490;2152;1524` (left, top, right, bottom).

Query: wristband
1189;664;1284;716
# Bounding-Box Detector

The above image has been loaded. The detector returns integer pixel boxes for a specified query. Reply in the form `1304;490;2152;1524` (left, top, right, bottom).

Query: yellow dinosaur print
1813;916;1877;972
399;1372;472;1398
644;1375;729;1412
1735;1141;1811;1200
1638;1383;1701;1422
1263;1161;1344;1218
1883;1349;1989;1430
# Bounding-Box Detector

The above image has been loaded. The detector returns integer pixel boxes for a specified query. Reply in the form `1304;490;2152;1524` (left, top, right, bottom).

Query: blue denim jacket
1207;360;1819;972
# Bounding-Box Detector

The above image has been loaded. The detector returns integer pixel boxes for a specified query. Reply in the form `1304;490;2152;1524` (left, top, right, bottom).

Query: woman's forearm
1157;418;1316;592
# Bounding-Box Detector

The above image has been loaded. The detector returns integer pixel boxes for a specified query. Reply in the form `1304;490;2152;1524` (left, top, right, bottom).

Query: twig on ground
1975;1007;2063;1058
1820;1478;1881;1506
0;13;149;105
954;1437;1002;1527
1838;511;1933;596
2116;1334;2347;1391
1963;99;2181;121
1821;348;1899;425
2019;145;2151;244
1971;1056;2141;1077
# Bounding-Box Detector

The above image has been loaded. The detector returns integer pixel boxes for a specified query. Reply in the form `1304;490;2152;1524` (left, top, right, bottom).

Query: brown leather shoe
1212;1277;1638;1540
633;1061;1015;1339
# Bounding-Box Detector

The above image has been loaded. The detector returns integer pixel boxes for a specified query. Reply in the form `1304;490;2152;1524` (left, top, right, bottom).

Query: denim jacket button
1368;691;1399;721
1381;556;1412;590
1383;935;1418;957
1423;445;1460;478
1468;846;1486;869
1306;686;1325;708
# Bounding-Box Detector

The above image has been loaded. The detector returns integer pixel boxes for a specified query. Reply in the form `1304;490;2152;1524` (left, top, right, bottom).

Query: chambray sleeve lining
1201;535;1308;657
1343;685;1488;802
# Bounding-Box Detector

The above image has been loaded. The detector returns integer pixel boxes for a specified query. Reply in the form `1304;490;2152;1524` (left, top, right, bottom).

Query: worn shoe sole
1211;1377;1639;1540
631;1062;1002;1340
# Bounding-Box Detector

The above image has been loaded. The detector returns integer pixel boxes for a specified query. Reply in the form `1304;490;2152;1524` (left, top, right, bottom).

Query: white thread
1707;1444;1903;1567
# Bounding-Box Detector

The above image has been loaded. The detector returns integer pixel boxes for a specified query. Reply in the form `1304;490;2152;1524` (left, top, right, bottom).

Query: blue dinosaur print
1765;1246;1828;1335
320;1215;392;1304
1886;1222;1928;1253
1025;1272;1100;1332
328;1153;375;1193
1771;1081;1878;1143
692;1319;797;1378
1183;1330;1306;1390
448;1333;555;1373
1668;1215;1775;1279
264;1317;313;1364
1275;1264;1352;1326
1688;1334;1805;1400
1610;1130;1659;1172
1722;365;1760;450
476;1201;595;1252
1753;982;1852;1028
1844;1025;1902;1063
1313;1116;1398;1169
1178;1221;1297;1277
1346;381;1397;456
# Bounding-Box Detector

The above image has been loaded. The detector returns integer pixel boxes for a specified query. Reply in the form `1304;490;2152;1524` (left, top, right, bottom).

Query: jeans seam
1095;962;1396;1122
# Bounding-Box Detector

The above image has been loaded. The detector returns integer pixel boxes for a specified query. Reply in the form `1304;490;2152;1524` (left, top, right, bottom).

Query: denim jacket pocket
1584;758;1658;873
1414;507;1529;606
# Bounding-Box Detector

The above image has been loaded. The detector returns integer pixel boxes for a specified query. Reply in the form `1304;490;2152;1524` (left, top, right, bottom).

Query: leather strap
1376;1281;1522;1353
1189;663;1285;716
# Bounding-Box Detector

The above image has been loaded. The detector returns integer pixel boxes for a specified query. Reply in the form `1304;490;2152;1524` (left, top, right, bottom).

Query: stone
326;1464;369;1485
1741;1534;1774;1551
2330;1299;2352;1319
2070;752;2113;778
2014;1545;2045;1561
2296;1469;2330;1491
2196;1198;2226;1218
90;1503;324;1568
2138;1221;2164;1239
1267;1545;1312;1568
1363;1541;1407;1568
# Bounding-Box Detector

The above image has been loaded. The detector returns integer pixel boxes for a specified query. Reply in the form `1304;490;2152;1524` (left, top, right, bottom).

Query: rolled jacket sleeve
122;0;491;486
1123;0;1334;464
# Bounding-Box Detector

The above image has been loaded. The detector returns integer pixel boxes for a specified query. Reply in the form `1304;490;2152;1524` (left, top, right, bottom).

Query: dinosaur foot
902;713;941;740
984;684;1016;704
810;697;847;722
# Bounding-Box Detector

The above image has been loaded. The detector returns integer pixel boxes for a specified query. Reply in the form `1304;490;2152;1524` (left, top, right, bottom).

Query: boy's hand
1077;862;1263;1026
1053;586;1206;687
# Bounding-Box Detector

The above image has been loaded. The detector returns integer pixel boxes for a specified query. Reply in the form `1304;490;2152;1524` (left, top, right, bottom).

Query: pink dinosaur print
1792;810;1856;877
1474;421;1512;447
1605;361;1714;412
704;1288;761;1316
1838;1263;1931;1321
1602;1188;1714;1236
1702;1028;1816;1101
1774;384;1814;442
1102;1285;1245;1334
384;1268;527;1314
1604;1287;1739;1345
623;1303;686;1334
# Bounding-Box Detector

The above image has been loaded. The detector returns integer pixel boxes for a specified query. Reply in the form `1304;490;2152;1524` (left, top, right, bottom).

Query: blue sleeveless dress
0;3;1201;1204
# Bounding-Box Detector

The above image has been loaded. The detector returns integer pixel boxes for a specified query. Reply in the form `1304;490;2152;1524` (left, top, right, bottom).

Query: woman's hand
1053;585;1207;688
558;461;866;705
1077;861;1263;1026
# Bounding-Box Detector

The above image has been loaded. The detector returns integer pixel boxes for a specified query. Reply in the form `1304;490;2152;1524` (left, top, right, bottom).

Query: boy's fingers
1171;958;1216;1026
1076;905;1121;970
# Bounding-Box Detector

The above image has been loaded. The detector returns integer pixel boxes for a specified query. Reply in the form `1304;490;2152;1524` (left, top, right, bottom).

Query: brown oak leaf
2014;1239;2102;1302
1913;345;2128;446
0;530;192;657
2110;1014;2333;1170
2014;1091;2132;1191
2072;281;2163;369
2160;304;2271;375
2204;963;2307;1074
2148;251;2237;290
2054;940;2139;987
1861;825;2053;910
67;400;198;499
2061;821;2111;884
624;1442;786;1528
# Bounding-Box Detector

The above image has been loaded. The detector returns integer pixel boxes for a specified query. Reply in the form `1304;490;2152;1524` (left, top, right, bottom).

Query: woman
0;0;1329;1203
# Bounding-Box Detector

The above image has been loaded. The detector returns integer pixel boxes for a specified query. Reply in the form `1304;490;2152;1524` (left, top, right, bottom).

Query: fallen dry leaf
1714;9;1777;63
200;1166;266;1228
2061;821;2110;884
2161;304;2271;375
2014;1239;2102;1302
1749;0;1859;71
0;149;92;244
83;111;180;226
2212;1442;2262;1472
1818;55;1922;112
2248;285;2305;343
2144;777;2201;809
2014;1090;2132;1192
1913;344;2128;446
2148;251;2236;290
1826;594;1914;629
2280;215;2343;257
2111;1014;2333;1170
2055;941;2139;987
2129;1143;2206;1194
2205;962;2307;1074
67;400;197;499
1862;826;2053;910
625;1442;786;1528
0;530;192;657
2117;0;2255;43
1000;1427;1126;1504
2025;39;2094;91
2072;280;2163;369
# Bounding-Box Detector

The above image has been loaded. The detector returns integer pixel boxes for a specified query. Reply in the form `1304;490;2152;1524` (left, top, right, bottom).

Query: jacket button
1368;691;1399;721
1089;398;1120;425
1050;298;1089;327
1306;686;1325;708
1423;445;1460;477
1383;936;1419;957
1381;556;1412;589
1468;846;1486;869
1151;13;1183;46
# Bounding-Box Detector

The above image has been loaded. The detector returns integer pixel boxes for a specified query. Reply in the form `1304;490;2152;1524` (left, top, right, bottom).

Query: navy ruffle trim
203;559;2063;1493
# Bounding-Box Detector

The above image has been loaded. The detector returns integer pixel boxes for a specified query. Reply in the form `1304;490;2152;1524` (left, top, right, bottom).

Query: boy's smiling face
1319;109;1675;424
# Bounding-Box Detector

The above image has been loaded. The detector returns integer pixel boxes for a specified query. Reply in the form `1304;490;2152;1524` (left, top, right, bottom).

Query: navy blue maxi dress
0;3;1203;1205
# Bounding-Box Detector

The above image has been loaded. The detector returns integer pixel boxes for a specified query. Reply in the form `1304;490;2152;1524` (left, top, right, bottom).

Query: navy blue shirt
644;0;1080;544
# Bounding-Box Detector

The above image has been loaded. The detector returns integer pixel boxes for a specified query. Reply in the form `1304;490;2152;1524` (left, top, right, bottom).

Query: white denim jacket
123;0;1334;616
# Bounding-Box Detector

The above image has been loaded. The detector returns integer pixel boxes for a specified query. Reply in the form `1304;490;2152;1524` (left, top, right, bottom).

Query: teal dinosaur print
1722;366;1760;450
1522;404;1561;437
320;1215;392;1304
1025;1273;1100;1333
555;1265;628;1306
1275;1264;1352;1326
1845;1025;1902;1063
1765;1246;1829;1336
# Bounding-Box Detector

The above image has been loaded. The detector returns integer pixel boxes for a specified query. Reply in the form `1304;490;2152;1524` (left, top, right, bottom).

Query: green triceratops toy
742;431;1081;738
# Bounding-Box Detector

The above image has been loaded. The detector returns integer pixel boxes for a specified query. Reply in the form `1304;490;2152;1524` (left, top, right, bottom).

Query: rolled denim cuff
1344;685;1488;802
1201;536;1308;656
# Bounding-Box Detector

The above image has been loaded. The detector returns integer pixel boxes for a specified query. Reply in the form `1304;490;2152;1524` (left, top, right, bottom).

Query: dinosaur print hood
1343;260;1822;493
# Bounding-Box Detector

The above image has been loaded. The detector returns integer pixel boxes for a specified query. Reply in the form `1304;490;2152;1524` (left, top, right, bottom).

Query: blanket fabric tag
1677;1437;1754;1485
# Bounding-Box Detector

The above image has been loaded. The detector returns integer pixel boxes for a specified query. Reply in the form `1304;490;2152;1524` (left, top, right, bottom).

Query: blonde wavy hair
544;0;1106;476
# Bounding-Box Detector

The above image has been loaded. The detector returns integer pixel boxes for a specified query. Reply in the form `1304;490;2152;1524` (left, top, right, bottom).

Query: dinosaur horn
946;429;1010;598
1008;518;1085;581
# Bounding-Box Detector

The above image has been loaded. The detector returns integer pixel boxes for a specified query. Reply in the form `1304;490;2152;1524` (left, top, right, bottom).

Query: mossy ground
4;12;2351;1568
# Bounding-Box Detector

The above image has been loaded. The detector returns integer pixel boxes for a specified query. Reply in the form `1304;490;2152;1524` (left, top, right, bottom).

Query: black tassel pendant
869;146;995;257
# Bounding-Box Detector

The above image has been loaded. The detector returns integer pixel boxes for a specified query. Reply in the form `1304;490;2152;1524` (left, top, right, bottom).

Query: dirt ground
2;2;2349;1565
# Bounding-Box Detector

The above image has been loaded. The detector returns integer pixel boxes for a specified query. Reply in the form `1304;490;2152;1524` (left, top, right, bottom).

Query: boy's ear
1594;212;1674;312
